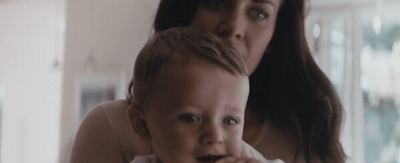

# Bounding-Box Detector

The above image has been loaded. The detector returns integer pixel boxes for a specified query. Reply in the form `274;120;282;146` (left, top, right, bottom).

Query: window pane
361;9;400;162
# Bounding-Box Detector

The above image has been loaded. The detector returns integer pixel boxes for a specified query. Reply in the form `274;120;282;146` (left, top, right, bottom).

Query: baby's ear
128;105;152;140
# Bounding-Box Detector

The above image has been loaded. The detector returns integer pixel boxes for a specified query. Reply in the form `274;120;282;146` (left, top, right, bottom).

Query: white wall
0;0;65;162
59;0;159;162
310;0;400;7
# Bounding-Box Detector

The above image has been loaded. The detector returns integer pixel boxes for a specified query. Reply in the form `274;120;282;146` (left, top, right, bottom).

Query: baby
128;27;283;163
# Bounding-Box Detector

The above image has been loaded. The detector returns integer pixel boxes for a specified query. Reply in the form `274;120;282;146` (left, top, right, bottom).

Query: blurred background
0;0;399;162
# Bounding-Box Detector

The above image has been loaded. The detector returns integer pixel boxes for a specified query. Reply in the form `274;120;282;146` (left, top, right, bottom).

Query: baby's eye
201;0;228;10
223;116;240;126
249;9;269;21
178;113;200;124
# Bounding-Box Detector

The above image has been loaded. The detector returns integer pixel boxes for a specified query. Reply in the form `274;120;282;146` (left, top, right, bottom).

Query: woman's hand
216;156;264;163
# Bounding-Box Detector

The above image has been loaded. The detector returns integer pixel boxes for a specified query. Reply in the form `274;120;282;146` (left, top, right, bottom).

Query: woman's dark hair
153;0;346;162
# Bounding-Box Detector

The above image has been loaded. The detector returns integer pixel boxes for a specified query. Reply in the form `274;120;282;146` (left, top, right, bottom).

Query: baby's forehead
151;58;249;92
156;54;235;78
144;57;249;114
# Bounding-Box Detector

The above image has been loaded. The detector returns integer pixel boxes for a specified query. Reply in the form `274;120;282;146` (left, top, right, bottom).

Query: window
361;9;400;163
307;2;400;163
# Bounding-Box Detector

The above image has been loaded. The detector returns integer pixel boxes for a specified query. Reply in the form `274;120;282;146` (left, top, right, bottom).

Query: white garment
130;142;284;163
130;155;157;163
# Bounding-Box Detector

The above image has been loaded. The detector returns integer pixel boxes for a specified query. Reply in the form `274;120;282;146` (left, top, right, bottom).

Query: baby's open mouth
196;155;226;162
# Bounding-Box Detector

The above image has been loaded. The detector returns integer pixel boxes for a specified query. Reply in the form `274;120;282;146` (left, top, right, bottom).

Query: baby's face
141;58;249;163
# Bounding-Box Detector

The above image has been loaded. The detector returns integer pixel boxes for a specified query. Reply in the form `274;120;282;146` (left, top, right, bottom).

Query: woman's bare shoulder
251;122;307;163
70;100;152;163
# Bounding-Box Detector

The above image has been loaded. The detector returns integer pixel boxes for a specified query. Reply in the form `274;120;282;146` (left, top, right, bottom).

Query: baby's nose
199;122;224;145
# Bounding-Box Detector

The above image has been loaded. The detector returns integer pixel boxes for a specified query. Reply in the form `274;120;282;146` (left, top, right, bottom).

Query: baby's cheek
225;134;244;157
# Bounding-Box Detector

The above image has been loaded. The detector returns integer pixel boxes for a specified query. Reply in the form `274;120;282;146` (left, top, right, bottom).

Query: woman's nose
215;10;246;41
199;122;224;145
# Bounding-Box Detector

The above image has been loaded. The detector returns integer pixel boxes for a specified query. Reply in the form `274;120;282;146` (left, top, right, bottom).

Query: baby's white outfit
130;141;284;163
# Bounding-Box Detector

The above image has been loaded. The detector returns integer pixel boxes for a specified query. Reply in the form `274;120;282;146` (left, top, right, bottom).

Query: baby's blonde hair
127;27;248;107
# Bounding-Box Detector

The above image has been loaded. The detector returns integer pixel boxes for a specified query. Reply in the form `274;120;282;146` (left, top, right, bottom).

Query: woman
70;0;346;162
